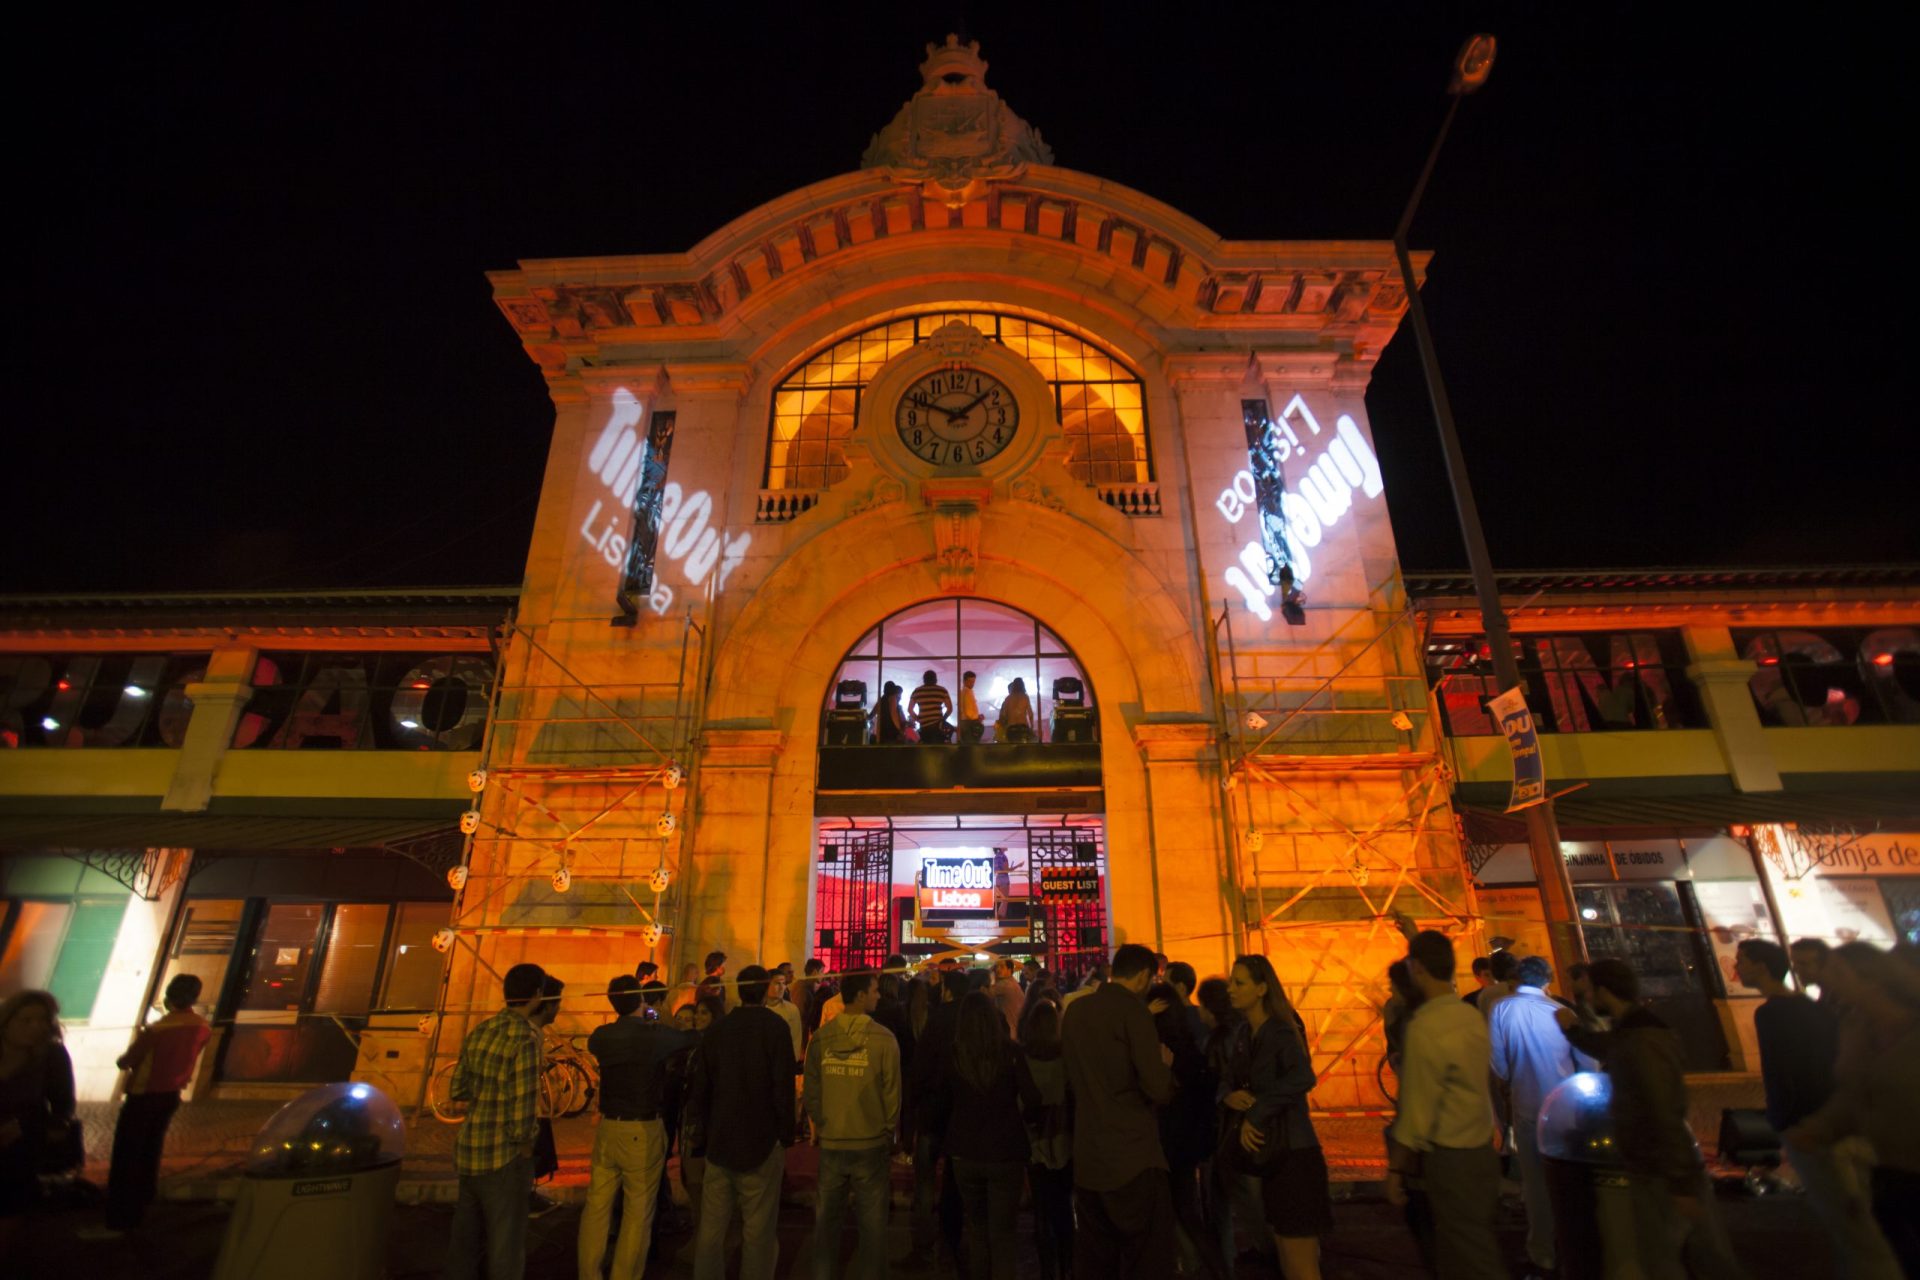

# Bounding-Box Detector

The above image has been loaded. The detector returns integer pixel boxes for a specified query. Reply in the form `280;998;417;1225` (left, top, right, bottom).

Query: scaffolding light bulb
1244;828;1264;853
662;762;684;790
1245;711;1268;732
551;867;572;893
431;928;456;953
1390;711;1415;732
656;812;677;836
447;865;469;891
648;866;673;893
642;922;664;947
415;1015;436;1035
466;769;488;793
459;810;481;835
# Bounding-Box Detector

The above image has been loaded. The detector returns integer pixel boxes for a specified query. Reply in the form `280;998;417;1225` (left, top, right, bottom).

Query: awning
1457;782;1920;833
0;810;460;851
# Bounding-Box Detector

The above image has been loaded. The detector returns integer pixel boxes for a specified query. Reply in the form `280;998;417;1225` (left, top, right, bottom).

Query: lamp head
446;865;469;891
1450;34;1496;95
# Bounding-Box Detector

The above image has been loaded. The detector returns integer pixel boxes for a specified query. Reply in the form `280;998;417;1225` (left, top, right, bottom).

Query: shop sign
1691;880;1779;996
1215;394;1384;623
1039;867;1099;900
1771;874;1897;950
1472;839;1685;886
917;856;996;915
1755;826;1920;880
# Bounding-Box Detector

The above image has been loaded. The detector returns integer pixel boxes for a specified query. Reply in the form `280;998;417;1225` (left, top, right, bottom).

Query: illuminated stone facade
453;37;1456;1107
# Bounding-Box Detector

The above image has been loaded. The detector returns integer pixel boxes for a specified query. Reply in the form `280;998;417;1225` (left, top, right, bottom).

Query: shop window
311;904;390;1016
229;651;496;751
1735;627;1920;726
240;904;325;1011
764;309;1150;491
1881;880;1920;948
1427;631;1704;735
379;902;451;1011
153;898;245;1019
45;897;129;1022
0;900;72;994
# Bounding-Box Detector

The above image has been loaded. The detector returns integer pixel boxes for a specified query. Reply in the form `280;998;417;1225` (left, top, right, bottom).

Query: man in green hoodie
804;970;900;1280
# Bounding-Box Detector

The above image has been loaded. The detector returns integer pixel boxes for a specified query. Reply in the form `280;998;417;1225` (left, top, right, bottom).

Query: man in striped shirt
446;962;546;1280
910;670;953;743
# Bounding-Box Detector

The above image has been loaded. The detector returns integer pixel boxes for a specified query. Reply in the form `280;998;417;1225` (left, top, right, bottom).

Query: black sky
12;4;1913;595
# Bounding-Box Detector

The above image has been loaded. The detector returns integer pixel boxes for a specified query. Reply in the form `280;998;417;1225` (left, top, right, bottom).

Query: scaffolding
1209;573;1481;1110
413;611;706;1113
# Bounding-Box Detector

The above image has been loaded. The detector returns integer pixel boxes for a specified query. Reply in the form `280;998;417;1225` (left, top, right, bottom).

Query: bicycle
428;1028;599;1123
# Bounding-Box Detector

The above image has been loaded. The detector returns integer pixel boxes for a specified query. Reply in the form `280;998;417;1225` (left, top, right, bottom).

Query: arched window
825;598;1094;745
765;310;1150;492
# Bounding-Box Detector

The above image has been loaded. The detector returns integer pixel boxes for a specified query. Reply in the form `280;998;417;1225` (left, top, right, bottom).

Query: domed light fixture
1243;827;1264;854
446;865;469;891
648;866;673;893
1245;711;1269;732
431;928;456;953
1449;34;1497;95
459;810;482;835
655;812;677;837
466;769;488;793
551;866;573;894
662;762;684;790
641;922;664;947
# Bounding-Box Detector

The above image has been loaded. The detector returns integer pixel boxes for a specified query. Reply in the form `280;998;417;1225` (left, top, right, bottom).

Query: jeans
445;1154;533;1280
1624;1170;1747;1280
1028;1163;1074;1280
909;1131;963;1262
695;1142;785;1280
106;1092;180;1231
952;1157;1023;1280
577;1117;666;1280
1512;1116;1556;1270
1073;1168;1175;1280
1204;1165;1274;1267
813;1145;890;1280
1167;1161;1229;1280
1420;1145;1505;1280
1784;1143;1903;1280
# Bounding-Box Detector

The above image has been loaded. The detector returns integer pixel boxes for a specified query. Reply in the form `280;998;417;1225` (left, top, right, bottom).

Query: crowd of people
2;928;1917;1278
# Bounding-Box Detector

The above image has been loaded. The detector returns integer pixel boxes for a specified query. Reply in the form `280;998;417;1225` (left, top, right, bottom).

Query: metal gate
1028;827;1108;985
815;829;894;973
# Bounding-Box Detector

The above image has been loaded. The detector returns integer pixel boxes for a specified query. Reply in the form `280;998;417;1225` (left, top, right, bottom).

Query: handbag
1217;1107;1285;1175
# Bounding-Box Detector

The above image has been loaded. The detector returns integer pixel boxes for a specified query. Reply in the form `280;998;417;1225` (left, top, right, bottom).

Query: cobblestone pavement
13;1170;1828;1279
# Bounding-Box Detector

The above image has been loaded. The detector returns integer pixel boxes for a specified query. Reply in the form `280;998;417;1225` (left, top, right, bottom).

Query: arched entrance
809;597;1111;981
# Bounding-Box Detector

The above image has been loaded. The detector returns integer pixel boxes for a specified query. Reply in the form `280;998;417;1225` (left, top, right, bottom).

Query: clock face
895;368;1020;467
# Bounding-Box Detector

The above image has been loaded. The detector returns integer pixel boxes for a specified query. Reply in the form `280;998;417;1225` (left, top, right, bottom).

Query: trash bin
212;1081;405;1280
1537;1071;1637;1280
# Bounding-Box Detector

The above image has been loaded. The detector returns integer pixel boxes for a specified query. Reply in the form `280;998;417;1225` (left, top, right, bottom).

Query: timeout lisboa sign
1215;394;1384;623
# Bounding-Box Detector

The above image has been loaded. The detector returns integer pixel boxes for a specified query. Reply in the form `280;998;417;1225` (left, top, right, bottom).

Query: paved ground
10;1172;1830;1279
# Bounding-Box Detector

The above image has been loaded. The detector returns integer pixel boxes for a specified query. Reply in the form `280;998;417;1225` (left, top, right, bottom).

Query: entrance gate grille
816;829;894;973
1028;828;1107;985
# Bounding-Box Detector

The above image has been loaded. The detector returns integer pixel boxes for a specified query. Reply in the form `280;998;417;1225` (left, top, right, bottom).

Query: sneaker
75;1226;126;1241
528;1190;561;1218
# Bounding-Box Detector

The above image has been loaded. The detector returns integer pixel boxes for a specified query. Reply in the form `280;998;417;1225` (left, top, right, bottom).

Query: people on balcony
998;678;1035;743
912;670;955;744
871;682;910;744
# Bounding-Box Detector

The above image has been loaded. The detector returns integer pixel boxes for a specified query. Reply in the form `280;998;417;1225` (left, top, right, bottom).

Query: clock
894;367;1021;467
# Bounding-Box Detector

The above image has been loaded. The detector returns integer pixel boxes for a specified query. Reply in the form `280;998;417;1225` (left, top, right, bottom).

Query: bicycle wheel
429;1059;467;1124
1375;1053;1398;1107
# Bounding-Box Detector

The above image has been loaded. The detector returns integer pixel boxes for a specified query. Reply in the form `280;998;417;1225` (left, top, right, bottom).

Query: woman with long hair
675;994;726;1262
871;682;909;744
996;678;1033;743
1151;982;1231;1279
941;990;1040;1280
1019;997;1073;1280
0;991;75;1242
1222;955;1330;1280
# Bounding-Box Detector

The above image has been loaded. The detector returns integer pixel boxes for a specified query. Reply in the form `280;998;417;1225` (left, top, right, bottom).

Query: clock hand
942;388;993;422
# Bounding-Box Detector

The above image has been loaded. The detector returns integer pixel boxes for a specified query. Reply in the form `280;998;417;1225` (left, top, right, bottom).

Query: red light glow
1873;653;1895;666
1760;656;1779;666
56;680;71;691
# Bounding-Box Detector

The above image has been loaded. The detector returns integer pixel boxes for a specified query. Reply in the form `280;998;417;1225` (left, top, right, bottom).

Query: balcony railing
1095;482;1161;516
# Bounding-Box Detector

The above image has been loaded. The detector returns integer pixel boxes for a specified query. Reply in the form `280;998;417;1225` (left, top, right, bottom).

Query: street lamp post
1392;35;1587;977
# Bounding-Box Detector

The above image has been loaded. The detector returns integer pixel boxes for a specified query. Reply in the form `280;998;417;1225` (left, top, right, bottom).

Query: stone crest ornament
863;35;1053;208
926;320;989;363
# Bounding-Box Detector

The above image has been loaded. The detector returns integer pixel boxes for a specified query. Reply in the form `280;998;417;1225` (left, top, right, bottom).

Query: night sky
13;5;1912;595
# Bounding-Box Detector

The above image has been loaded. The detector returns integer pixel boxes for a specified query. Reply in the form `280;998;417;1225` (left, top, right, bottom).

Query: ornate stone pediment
862;35;1053;208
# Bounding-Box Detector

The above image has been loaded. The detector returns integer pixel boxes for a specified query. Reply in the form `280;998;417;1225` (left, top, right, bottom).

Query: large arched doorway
809;598;1110;981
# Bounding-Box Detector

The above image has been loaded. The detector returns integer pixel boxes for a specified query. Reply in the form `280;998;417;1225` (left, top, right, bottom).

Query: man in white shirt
1489;955;1580;1276
957;670;985;743
1388;930;1504;1280
766;968;804;1066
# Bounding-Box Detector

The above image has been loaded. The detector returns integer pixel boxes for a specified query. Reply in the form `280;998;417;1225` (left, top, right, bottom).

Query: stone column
1684;626;1781;792
682;728;787;970
1130;720;1234;977
161;643;256;811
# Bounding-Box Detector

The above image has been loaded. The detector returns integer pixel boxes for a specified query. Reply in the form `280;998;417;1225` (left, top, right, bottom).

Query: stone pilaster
1130;720;1234;976
682;728;787;968
160;644;256;812
1684;626;1782;792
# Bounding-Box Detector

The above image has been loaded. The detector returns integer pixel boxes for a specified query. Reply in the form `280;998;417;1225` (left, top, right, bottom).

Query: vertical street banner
1240;399;1292;583
1487;685;1546;812
616;410;678;617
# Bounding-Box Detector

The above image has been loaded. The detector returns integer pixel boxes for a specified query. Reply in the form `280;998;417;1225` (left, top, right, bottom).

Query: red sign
918;856;996;916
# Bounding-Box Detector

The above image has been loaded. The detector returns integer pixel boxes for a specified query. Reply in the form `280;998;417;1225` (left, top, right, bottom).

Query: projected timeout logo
918;856;997;917
581;389;751;615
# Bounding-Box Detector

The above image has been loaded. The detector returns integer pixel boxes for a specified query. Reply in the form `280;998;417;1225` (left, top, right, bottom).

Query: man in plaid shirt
445;962;546;1280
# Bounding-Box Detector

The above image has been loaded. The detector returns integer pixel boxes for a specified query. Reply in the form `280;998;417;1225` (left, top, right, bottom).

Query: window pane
882;600;958;660
0;901;72;994
380;903;450;1011
48;897;129;1021
241;904;325;1012
156;898;245;1018
958;601;1037;658
312;904;389;1016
